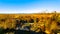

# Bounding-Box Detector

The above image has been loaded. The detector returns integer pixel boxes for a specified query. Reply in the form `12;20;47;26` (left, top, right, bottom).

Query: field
0;13;60;34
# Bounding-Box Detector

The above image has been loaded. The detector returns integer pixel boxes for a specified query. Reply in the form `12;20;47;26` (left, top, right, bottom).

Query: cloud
0;9;60;14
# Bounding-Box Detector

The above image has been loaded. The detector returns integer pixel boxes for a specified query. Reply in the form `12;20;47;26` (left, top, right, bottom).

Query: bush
0;28;5;34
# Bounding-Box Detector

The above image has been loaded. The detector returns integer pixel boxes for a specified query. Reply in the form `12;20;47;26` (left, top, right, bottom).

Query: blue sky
0;0;60;13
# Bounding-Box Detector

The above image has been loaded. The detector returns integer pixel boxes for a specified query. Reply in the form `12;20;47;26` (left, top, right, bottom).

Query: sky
0;0;60;13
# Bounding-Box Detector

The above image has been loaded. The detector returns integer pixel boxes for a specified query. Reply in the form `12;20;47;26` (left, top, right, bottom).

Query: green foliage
0;28;5;34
